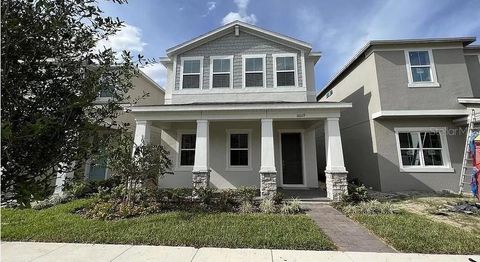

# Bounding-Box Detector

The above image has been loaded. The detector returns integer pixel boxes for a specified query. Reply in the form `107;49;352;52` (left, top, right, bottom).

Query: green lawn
1;199;334;250
353;212;480;254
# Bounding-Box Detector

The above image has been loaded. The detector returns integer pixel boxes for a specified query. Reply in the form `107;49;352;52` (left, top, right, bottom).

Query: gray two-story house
130;21;352;200
318;37;480;193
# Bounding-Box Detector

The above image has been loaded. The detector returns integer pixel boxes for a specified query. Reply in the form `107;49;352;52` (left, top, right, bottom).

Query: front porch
131;102;351;200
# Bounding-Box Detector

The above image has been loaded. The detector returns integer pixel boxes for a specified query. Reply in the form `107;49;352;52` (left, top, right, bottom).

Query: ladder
459;109;480;194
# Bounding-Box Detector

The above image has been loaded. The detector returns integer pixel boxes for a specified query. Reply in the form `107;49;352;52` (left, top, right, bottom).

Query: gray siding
174;31;303;90
375;48;473;110
465;54;480;96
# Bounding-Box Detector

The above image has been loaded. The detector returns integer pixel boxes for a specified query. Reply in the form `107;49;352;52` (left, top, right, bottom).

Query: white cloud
222;0;257;25
96;23;147;53
207;1;216;11
140;63;167;87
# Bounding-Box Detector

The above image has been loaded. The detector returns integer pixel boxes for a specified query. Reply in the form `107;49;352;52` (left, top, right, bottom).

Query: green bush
341;184;370;204
196;188;216;205
280;199;302;215
238;201;255;213
216;189;238;211
259;198;276;214
272;191;284;205
236;187;257;202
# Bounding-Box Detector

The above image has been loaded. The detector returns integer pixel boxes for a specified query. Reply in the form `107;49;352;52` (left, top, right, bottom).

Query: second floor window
405;50;439;87
243;55;265;88
274;55;296;87
181;57;203;89
211;56;233;88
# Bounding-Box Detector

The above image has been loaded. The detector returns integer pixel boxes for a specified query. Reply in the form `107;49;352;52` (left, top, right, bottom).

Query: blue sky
99;0;480;92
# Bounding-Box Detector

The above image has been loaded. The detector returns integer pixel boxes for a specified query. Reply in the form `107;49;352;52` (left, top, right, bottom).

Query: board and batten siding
174;31;304;90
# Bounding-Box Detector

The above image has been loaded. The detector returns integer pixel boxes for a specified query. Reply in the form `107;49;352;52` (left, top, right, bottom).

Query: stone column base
192;171;210;194
325;170;348;201
260;172;277;198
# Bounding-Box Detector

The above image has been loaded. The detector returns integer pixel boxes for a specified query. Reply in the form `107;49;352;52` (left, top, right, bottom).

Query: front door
281;132;304;185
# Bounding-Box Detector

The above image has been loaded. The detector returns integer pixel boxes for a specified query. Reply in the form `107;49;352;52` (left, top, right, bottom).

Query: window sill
408;82;440;88
226;167;252;172
400;167;454;173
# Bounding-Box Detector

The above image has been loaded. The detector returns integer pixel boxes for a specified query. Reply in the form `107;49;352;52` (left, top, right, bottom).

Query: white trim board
458;98;480;104
372;110;469;119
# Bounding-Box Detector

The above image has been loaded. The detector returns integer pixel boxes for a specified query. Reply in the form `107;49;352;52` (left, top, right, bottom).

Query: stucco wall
375;48;473;110
317;54;382;188
157;120;318;189
374;118;464;192
465;54;480;97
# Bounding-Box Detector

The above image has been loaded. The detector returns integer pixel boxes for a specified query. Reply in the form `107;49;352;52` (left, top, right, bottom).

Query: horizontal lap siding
174;32;303;90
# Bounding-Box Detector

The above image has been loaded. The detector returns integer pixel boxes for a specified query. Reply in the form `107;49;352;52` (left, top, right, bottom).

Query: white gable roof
166;21;313;56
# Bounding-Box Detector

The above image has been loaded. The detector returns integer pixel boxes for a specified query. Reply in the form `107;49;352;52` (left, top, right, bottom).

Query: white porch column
324;117;348;200
192;120;210;191
53;162;75;195
260;119;277;198
133;120;151;147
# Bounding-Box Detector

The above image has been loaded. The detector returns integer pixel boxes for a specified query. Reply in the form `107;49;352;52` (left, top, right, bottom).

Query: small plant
272;191;284;205
196;187;215;205
238;201;255;213
341;184;370;204
216;189;238;211
259;198;276;214
280;198;302;214
237;187;256;203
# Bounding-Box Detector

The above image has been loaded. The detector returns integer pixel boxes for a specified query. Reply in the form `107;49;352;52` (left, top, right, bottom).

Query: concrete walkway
2;242;478;262
304;204;396;252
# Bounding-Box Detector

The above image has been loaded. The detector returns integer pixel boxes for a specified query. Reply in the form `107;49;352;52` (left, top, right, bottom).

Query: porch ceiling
129;102;352;122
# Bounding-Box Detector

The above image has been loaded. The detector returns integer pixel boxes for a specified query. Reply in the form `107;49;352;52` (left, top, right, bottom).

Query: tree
105;132;172;206
1;0;140;206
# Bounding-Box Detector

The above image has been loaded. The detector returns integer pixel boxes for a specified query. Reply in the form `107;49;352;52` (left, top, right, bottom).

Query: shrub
341;200;397;216
216;189;238;211
341;184;370;204
280;198;302;215
259;198;276;214
196;188;215;205
238;201;255;213
237;187;256;203
272;191;284;205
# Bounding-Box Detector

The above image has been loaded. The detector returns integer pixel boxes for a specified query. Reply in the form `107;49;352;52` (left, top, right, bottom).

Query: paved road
2;242;478;262
304;203;396;252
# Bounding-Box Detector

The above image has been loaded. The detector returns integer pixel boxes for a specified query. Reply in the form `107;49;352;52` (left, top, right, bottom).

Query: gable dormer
160;21;321;104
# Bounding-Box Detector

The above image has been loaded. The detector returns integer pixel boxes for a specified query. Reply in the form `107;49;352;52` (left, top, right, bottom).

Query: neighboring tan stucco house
54;71;165;192
129;21;351;200
317;37;480;193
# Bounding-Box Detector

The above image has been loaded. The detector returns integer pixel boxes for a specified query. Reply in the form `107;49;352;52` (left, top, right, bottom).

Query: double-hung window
179;133;196;166
273;54;297;87
181;57;203;89
227;130;251;169
395;128;452;172
243;55;265;88
210;56;233;88
405;50;439;87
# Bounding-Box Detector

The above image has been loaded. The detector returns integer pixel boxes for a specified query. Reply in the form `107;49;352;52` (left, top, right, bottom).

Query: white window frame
226;129;252;171
394;127;453;173
404;49;440;88
242;54;266;88
272;53;298;88
176;130;196;170
180;56;203;90
209;55;234;89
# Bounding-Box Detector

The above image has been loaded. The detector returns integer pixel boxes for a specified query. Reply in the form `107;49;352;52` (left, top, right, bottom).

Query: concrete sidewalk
2;242;478;262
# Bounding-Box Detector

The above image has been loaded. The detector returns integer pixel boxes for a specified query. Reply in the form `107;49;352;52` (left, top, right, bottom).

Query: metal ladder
459;109;480;194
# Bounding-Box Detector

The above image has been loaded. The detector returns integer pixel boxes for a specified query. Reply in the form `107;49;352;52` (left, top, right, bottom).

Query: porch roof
129;101;352;121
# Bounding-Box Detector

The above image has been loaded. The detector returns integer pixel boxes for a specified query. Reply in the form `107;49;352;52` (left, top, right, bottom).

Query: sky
98;0;480;92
